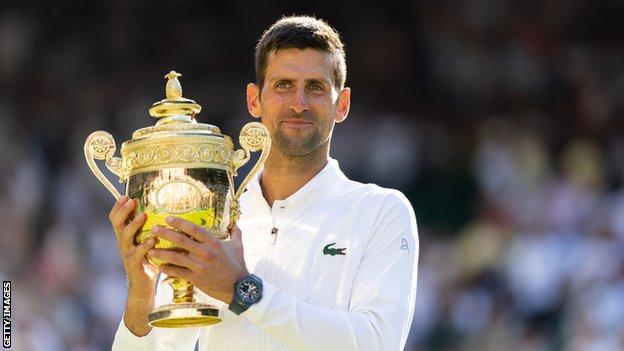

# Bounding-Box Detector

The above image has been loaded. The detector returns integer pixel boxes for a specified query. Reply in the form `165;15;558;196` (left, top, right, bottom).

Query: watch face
238;280;260;304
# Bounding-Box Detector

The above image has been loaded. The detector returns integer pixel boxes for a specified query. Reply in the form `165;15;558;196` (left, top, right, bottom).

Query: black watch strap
228;298;248;315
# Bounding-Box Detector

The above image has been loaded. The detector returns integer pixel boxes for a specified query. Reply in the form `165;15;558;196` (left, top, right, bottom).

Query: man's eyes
274;82;326;91
275;81;291;88
307;83;325;91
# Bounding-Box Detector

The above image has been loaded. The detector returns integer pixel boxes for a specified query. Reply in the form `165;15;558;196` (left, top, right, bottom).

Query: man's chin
278;146;314;157
271;129;325;156
274;141;318;157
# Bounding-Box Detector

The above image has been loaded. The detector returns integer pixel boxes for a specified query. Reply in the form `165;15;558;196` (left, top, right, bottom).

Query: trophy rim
124;130;229;145
132;122;222;139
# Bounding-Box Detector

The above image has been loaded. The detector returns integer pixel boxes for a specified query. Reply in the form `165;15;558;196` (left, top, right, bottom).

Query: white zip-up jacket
113;158;419;350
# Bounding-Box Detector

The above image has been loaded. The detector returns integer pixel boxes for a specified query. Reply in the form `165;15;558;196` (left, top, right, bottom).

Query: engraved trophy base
148;302;221;328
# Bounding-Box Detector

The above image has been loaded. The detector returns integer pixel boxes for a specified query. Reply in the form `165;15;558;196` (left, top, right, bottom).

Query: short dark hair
254;15;347;90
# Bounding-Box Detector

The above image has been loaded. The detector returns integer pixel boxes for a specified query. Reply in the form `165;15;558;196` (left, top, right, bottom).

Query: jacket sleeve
242;193;419;351
112;274;201;351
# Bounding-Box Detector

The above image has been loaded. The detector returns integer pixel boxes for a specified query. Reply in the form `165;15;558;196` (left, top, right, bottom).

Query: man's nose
290;87;308;114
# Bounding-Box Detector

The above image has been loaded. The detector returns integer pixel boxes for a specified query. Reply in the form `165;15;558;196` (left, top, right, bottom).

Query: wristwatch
228;274;263;315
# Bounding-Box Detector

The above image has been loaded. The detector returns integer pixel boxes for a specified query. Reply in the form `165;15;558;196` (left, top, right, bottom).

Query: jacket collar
245;157;346;209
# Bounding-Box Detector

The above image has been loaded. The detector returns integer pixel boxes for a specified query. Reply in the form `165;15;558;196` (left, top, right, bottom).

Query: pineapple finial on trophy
149;70;201;121
165;71;183;100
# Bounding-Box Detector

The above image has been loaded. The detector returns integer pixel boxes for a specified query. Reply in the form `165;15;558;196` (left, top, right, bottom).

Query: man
111;15;418;350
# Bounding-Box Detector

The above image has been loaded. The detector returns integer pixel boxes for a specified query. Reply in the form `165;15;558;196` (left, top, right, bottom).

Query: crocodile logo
323;243;346;256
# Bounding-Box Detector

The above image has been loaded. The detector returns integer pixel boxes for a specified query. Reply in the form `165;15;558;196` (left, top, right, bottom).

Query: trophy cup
84;71;270;328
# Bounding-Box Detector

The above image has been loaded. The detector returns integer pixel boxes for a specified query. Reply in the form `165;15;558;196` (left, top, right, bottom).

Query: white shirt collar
245;157;347;208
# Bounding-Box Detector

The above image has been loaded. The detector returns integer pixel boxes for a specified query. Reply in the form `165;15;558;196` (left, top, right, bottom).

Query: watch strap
228;298;248;315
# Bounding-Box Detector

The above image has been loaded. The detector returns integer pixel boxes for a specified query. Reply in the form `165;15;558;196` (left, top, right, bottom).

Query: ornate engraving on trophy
152;178;204;214
156;181;200;213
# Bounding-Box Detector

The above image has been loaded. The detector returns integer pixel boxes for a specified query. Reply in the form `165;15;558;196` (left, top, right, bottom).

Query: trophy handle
229;122;271;225
84;131;125;200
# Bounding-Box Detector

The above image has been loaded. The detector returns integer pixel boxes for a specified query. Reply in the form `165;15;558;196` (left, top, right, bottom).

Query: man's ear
246;83;261;118
335;87;351;123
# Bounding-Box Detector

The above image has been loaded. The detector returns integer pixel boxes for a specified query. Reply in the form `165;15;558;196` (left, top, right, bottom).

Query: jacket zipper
260;226;278;349
266;226;278;281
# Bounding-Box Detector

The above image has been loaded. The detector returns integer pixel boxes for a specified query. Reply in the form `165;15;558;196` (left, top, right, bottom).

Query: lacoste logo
323;243;346;256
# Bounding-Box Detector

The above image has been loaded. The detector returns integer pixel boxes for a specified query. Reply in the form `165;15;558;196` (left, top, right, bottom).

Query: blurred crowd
1;1;623;350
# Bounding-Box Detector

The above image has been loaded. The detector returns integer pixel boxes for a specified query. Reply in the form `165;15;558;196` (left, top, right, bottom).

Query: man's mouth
281;119;313;127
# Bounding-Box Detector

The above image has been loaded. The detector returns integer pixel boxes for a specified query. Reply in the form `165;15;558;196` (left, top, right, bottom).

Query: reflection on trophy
84;71;271;328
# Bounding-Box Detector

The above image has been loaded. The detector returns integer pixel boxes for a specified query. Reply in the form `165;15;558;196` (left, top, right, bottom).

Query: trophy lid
117;71;235;177
131;71;221;139
85;70;269;188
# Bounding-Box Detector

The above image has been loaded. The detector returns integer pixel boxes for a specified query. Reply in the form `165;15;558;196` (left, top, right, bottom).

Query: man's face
247;48;350;157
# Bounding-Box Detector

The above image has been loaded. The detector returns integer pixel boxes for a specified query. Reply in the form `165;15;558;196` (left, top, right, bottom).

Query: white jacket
113;158;419;350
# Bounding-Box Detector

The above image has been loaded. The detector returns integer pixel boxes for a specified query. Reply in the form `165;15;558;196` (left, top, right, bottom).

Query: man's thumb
229;224;242;242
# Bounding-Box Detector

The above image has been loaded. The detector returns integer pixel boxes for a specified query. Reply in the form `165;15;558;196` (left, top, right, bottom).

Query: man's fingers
120;213;147;252
166;217;217;245
127;237;156;265
151;226;202;256
109;195;128;219
109;196;129;223
112;198;137;231
149;249;201;271
160;263;194;280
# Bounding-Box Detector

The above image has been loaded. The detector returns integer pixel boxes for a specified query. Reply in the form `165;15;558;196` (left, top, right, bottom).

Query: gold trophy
84;71;270;328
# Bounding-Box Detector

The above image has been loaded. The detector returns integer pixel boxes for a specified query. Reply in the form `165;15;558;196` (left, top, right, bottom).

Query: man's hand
109;196;157;336
149;217;248;305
